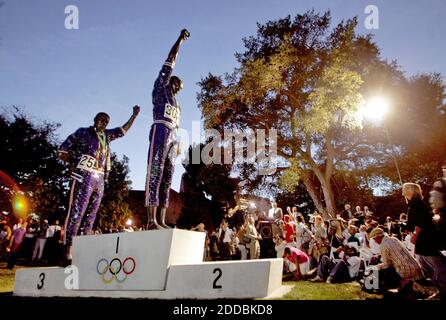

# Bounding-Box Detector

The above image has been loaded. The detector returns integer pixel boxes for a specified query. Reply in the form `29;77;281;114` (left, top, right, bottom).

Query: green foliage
95;154;132;231
278;159;301;192
304;55;364;133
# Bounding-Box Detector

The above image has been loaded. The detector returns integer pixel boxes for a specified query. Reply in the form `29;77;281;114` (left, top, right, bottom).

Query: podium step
14;229;285;299
166;259;283;299
14;259;284;299
72;229;205;290
14;267;72;297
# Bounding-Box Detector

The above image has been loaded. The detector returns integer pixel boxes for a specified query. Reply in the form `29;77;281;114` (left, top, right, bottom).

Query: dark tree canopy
385;73;446;185
177;144;238;230
0;108;68;221
95;153;133;232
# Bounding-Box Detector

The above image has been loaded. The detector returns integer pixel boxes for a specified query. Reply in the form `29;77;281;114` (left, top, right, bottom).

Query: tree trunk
302;171;337;220
320;179;336;219
302;171;328;219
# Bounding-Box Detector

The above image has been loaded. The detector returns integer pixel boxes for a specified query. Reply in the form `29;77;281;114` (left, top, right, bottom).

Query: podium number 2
37;272;45;290
212;268;222;289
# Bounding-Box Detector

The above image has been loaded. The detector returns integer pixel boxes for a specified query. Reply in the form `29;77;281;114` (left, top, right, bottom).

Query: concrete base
14;259;285;299
14;285;291;299
14;229;285;299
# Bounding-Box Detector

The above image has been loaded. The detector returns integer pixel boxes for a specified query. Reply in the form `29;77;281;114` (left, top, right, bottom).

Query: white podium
14;229;285;299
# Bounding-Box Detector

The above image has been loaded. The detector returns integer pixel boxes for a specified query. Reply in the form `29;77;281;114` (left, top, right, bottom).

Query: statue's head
170;76;183;95
94;112;110;132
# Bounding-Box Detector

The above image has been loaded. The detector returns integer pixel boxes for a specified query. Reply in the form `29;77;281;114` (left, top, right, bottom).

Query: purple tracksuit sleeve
105;127;126;142
154;62;174;89
58;128;84;154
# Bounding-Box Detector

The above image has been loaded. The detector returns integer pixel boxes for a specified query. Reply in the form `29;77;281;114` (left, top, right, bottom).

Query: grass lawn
0;263;17;293
278;281;382;300
0;262;36;294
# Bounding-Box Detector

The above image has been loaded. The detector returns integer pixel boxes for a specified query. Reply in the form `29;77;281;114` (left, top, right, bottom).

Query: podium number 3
37;272;45;290
212;268;222;289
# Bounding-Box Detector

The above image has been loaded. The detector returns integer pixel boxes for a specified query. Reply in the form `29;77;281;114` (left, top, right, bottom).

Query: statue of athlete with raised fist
58;106;140;265
145;29;189;229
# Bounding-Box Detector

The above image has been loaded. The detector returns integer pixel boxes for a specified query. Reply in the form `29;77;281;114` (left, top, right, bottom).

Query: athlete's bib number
164;103;180;126
77;154;97;173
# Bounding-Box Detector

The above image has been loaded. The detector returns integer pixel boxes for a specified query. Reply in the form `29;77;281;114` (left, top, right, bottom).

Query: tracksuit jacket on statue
145;61;181;208
59;126;125;245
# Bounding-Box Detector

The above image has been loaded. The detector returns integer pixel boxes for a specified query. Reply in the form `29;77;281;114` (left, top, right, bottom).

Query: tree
384;73;446;187
349;72;446;213
275;182;315;217
197;11;400;219
95;153;133;232
0;108;69;221
177;144;238;230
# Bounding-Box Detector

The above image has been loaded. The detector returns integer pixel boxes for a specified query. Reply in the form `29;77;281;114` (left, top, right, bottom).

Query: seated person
274;235;287;258
327;223;344;260
311;245;360;283
344;224;361;249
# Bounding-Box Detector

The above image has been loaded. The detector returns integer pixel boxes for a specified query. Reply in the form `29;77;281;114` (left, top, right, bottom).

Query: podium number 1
212;268;222;289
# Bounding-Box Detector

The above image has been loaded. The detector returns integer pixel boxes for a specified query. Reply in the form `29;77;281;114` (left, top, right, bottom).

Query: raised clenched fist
180;29;190;40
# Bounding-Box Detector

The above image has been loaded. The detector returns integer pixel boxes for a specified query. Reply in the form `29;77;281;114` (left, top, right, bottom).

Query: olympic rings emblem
96;257;136;284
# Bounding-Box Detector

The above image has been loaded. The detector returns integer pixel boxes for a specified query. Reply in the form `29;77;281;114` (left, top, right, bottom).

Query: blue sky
1;0;445;191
